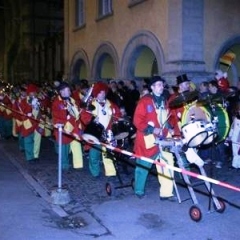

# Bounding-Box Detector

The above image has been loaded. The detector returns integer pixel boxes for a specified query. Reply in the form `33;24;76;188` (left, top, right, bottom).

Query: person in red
168;74;193;137
81;81;122;177
19;83;42;162
168;74;205;169
37;88;52;138
51;81;83;170
133;76;176;201
12;85;27;151
0;87;13;139
72;79;90;107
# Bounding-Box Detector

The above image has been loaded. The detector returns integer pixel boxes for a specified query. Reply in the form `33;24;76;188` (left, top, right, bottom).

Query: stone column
164;0;209;85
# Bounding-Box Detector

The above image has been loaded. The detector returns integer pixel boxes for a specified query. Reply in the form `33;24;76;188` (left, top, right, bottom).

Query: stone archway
70;49;90;82
91;41;119;81
120;30;165;80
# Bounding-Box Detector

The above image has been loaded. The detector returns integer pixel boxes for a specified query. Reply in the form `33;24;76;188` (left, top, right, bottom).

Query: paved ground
1;136;240;239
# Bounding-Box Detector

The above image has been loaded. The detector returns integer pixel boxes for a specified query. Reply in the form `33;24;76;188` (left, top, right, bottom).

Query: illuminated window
76;0;85;27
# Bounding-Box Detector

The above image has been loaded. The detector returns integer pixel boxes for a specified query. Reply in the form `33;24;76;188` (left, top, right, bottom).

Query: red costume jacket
133;94;170;158
80;98;122;131
80;98;122;150
72;90;83;107
1;95;13;120
18;97;39;137
52;96;81;144
12;97;25;134
167;93;185;137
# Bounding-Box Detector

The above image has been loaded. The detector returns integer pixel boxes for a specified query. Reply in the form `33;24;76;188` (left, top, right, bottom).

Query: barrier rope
1;102;240;193
99;141;240;192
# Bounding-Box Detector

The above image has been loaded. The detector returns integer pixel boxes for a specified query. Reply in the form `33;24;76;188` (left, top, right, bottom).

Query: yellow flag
220;52;236;66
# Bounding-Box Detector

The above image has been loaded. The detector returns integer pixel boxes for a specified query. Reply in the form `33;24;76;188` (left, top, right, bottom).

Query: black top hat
149;76;165;86
176;74;190;85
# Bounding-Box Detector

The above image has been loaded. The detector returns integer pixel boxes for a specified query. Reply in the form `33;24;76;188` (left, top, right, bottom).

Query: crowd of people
0;70;240;202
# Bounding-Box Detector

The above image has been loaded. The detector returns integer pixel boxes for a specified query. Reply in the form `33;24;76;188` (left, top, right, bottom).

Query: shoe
160;196;177;202
136;193;145;199
215;162;222;169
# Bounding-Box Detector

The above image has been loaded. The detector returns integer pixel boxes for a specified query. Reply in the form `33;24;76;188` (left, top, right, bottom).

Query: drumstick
161;113;171;129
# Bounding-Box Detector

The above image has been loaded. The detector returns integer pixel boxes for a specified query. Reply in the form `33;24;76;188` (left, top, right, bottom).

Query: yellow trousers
70;140;83;168
102;147;116;176
33;130;42;158
156;151;174;197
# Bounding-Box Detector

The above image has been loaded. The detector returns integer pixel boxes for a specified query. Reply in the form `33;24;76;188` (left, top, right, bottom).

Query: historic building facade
64;0;240;87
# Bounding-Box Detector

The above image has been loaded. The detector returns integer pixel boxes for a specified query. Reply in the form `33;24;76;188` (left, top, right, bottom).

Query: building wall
65;0;169;79
65;0;240;85
204;0;240;69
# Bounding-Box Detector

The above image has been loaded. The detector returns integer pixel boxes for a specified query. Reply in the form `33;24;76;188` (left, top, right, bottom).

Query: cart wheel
214;199;226;213
106;182;115;196
189;205;202;222
131;178;135;190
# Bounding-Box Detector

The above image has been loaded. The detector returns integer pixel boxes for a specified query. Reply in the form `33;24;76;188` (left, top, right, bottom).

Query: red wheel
105;182;114;196
189;205;202;222
214;199;226;213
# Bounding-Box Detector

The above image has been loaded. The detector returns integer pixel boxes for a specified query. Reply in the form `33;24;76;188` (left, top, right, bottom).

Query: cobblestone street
2;136;240;239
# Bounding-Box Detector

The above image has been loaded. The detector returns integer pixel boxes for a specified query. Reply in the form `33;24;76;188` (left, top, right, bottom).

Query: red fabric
72;89;83;107
167;93;184;137
92;82;109;97
12;99;21;120
51;96;81;144
133;95;169;158
18;98;38;137
39;95;51;115
1;95;13;119
80;98;122;150
12;97;25;134
217;77;230;91
26;84;39;95
80;99;122;130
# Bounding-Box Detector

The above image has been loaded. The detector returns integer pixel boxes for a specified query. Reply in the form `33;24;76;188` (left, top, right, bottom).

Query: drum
82;120;105;144
181;105;210;147
112;120;130;140
127;122;136;139
205;104;230;143
181;120;208;147
202;121;217;145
